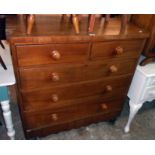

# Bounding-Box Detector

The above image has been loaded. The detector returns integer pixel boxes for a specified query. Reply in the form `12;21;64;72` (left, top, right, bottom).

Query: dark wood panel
26;110;122;139
22;89;127;112
23;99;124;130
7;15;149;39
8;15;149;139
19;58;137;90
91;39;145;60
21;75;132;111
16;43;89;67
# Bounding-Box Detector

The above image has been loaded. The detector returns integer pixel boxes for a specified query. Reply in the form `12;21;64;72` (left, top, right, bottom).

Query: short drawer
21;75;132;111
16;43;89;67
140;85;155;102
91;39;144;60
23;99;124;130
148;77;155;87
19;59;137;90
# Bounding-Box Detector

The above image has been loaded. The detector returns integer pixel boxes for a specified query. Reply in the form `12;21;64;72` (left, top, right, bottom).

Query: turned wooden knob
101;103;108;110
115;46;124;55
51;50;61;60
51;94;59;102
51;114;58;121
109;65;118;73
51;73;60;82
106;85;113;92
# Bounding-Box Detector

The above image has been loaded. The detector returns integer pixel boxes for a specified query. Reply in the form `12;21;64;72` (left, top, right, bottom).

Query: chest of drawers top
8;15;149;40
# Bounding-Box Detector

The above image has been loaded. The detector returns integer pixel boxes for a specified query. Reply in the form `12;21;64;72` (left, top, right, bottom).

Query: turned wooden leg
27;14;35;35
72;14;80;34
0;100;15;140
140;57;155;66
88;14;96;33
120;14;128;34
61;14;67;21
124;100;143;133
105;14;110;22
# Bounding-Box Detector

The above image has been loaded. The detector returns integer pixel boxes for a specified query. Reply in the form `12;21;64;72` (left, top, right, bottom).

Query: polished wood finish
26;110;121;138
8;15;149;139
16;43;89;67
88;14;129;34
120;15;128;34
19;59;138;90
27;14;35;35
24;99;124;130
91;39;145;59
72;14;80;34
88;14;96;33
20;75;132;111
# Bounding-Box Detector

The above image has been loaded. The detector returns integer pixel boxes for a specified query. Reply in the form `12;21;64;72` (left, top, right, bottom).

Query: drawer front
21;75;131;111
16;43;89;67
22;90;127;112
148;77;155;87
91;39;144;60
24;99;124;130
19;59;137;90
140;85;155;102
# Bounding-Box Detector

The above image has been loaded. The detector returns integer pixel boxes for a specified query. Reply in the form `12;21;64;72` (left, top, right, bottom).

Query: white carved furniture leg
0;100;15;140
124;100;143;133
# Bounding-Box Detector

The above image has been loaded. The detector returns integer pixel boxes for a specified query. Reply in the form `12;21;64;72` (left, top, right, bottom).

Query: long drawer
21;75;132;111
16;43;89;67
19;59;137;90
23;99;124;130
91;39;144;60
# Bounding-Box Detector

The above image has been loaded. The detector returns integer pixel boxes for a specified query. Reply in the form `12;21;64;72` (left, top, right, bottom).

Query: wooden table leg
88;14;96;33
120;14;128;34
105;14;110;22
72;14;80;34
27;14;35;35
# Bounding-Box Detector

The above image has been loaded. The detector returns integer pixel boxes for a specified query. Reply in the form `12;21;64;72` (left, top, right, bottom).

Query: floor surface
0;99;155;140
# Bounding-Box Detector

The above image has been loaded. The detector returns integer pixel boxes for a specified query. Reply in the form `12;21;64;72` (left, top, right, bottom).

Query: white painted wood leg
124;100;143;133
0;100;15;140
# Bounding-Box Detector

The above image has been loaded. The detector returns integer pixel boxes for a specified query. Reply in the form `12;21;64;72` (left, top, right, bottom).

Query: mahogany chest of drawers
9;15;149;139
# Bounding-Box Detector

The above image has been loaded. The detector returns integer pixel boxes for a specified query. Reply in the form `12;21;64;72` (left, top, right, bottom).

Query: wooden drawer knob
51;113;58;121
101;103;108;110
51;73;60;82
109;65;118;73
106;85;113;92
51;50;61;60
115;46;124;55
51;94;59;102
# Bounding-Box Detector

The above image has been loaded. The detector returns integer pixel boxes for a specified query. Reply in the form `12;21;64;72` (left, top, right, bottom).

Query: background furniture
0;41;16;140
26;14;129;35
8;15;149;139
0;15;7;70
132;15;155;66
124;56;155;133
